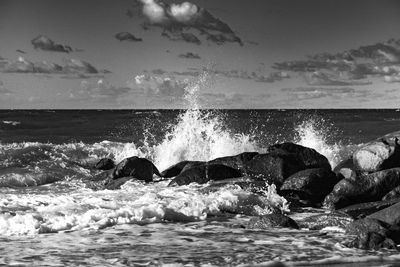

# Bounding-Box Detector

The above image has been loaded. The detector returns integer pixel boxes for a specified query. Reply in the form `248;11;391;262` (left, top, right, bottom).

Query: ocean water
2;84;400;266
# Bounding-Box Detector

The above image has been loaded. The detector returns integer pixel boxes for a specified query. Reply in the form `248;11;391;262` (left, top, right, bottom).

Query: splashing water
294;119;341;167
151;73;259;170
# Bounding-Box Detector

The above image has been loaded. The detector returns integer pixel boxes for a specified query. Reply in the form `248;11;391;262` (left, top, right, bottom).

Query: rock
353;138;400;173
168;163;242;186
268;142;331;170
344;218;399;250
247;214;299;229
280;168;341;204
244;152;306;186
338;199;400;219
94;158;115;170
298;212;353;230
368;202;400;226
382;185;400;201
208;152;259;171
112;156;161;182
333;157;356;179
105;177;134;190
201;177;269;194
323;168;400;210
160;161;204;178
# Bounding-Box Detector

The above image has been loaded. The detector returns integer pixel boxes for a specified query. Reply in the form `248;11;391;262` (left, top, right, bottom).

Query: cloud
31;35;73;53
178;52;201;59
137;0;242;45
133;73;188;97
0;80;13;95
304;71;372;86
281;87;368;100
70;79;131;100
0;56;100;75
115;32;143;42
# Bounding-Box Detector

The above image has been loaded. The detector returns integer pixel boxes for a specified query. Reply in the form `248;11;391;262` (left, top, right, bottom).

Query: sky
0;0;400;108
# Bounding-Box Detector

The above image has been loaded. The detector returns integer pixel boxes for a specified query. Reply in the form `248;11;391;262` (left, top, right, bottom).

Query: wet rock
105;176;133;190
247;214;299;229
244;152;305;186
368;202;400;226
94;158;115;170
382;185;400;201
160;160;204;178
168;164;242;186
112;156;161;182
338;199;400;219
323;168;400;210
280;168;341;204
267;142;331;170
344;218;399;250
353;138;400;173
208;152;259;172
333;157;356;179
298;212;353;230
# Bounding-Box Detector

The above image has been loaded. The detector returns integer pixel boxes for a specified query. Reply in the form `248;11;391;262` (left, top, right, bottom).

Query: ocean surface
1;107;400;266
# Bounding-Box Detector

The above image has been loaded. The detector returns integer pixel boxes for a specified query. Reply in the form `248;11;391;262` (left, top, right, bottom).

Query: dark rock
368;202;400;226
344;218;399;250
280;168;341;204
353;137;400;173
202;177;269;194
268;142;331;170
333;157;356;179
323;168;400;210
244;152;306;186
298;212;353;230
94;158;115;170
112;156;161;182
247;214;299;229
382;185;400;201
168;164;242;186
105;177;134;190
338;199;400;219
160;160;204;178
208;152;259;171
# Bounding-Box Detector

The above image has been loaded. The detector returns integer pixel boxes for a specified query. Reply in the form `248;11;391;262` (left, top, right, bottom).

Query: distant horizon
1;0;400;108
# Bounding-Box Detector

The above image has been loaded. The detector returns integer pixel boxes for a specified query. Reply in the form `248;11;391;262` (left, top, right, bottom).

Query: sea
2;98;400;265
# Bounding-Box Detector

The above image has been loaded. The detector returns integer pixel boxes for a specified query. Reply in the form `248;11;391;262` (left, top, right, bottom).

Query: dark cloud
31;35;73;53
115;32;143;42
178;52;201;59
304;71;372;86
161;31;201;45
0;56;100;75
137;0;242;45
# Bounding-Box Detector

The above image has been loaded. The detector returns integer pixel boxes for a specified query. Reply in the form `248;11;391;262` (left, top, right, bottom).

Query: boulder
344;218;399;250
208;152;259;171
160;160;204;178
244;152;306;186
168;163;242;186
298;212;353;230
112;156;161;182
267;142;331;170
353;137;400;173
247;214;299;229
382;185;400;201
323;168;400;210
338;199;400;219
368;202;400;226
333;157;356;179
105;176;133;190
280;168;341;204
94;158;115;170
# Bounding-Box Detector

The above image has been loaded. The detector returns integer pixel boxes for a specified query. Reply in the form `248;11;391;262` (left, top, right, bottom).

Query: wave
2;120;21;126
